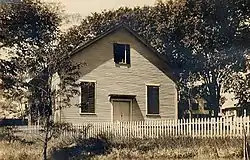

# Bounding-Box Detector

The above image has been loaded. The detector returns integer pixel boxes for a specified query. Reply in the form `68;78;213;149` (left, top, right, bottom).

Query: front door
113;100;131;122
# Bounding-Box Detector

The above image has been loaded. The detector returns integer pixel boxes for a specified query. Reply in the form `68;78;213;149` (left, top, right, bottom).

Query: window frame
79;80;97;115
145;84;160;115
113;43;131;65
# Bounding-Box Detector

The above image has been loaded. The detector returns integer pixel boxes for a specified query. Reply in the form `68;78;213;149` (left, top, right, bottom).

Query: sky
45;0;156;29
45;0;156;16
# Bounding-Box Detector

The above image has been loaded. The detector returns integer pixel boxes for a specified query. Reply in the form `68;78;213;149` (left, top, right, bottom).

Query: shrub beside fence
14;115;250;139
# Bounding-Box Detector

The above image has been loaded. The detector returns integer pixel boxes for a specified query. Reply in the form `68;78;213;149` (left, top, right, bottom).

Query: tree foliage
178;0;250;116
0;0;61;94
0;1;81;159
225;55;250;116
0;0;61;48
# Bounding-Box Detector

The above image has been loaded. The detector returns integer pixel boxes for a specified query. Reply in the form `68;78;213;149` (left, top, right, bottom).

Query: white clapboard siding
15;115;250;138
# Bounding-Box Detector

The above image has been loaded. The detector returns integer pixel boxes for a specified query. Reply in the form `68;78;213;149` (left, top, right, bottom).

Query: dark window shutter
118;44;125;62
88;83;95;113
81;83;88;112
125;44;130;64
113;43;118;63
147;86;159;114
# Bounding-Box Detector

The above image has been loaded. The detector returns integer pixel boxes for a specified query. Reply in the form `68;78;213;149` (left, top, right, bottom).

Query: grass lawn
0;135;244;160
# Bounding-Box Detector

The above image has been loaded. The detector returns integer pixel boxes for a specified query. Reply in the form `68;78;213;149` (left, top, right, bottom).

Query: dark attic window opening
113;43;131;65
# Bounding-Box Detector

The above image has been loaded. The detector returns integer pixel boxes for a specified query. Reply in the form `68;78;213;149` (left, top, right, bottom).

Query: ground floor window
147;85;160;115
80;81;95;113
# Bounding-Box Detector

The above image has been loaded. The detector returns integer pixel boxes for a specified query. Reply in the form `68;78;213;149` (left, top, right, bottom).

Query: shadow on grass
51;136;112;160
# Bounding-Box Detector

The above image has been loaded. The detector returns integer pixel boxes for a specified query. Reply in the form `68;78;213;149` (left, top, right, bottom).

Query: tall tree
180;0;250;116
0;0;62;85
225;53;250;116
0;1;81;159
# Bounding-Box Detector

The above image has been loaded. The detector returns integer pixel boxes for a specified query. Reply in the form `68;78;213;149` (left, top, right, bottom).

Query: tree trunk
214;107;219;117
210;93;220;117
208;75;221;117
214;84;221;117
43;68;53;160
43;138;48;160
43;115;50;160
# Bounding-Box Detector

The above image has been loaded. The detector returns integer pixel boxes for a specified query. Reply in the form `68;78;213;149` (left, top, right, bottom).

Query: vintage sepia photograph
0;0;249;159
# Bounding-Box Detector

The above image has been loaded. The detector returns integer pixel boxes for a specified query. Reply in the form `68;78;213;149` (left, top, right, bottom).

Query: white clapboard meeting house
51;23;178;124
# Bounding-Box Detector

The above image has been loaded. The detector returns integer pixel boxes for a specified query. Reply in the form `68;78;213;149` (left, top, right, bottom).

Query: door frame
111;98;132;122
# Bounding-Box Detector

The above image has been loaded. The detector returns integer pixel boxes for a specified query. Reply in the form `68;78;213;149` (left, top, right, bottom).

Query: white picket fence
16;115;250;138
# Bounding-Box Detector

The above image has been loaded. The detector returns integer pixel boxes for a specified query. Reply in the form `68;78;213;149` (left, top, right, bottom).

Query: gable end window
80;82;95;113
147;85;160;115
113;43;130;64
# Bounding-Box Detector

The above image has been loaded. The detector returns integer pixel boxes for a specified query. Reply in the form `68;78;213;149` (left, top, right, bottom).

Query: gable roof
69;23;177;82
